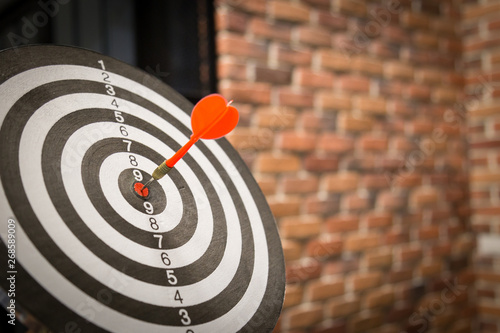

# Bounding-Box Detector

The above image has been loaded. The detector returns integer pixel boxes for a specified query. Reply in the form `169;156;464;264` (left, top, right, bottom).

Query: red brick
362;174;389;189
268;1;311;23
283;284;303;308
219;81;271;104
280;215;322;239
255;66;292;84
401;11;429;29
364;212;393;228
385;229;410;245
365;287;395;308
325;172;359;192
337;75;370;92
295;68;334;88
355;96;387;115
409;118;434;134
286;259;322;283
278;88;314;107
227;128;274;150
319;133;354;152
415;68;442;85
318;49;351;71
351;56;383;76
269;197;301;217
465;36;500;52
432;87;457;103
327;297;361;317
384;61;414;80
343;193;370;211
370;41;399;59
365;250;392;268
273;44;312;66
307;279;344;301
255;106;297;128
418;261;442;277
283;175;319;194
399;245;422;262
218;58;247;80
376;191;406;210
317;11;348;30
255;153;300;173
379;81;403;97
359;135;388;151
381;25;408;44
317;93;352;110
334;0;367;17
351;271;382;291
432;18;457;36
220;0;267;14
297;26;332;47
304;196;339;215
287;304;323;329
307;237;343;257
418;225;440;240
431;242;452;257
338;113;373;132
405;83;431;101
304;155;339;172
413;31;439;49
217;33;267;59
345;233;380;251
248;17;291;41
256;176;277;195
326;214;359;233
216;10;247;32
279;131;317;152
282;240;302;261
409;187;439;207
388;268;413;283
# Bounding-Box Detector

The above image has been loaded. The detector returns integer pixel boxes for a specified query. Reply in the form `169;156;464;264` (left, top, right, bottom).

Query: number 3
179;309;191;325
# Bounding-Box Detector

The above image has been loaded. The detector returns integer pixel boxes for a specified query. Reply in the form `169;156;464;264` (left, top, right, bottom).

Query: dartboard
0;45;285;332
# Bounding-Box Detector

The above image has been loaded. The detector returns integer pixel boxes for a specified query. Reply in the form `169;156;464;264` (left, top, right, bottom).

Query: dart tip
134;182;150;198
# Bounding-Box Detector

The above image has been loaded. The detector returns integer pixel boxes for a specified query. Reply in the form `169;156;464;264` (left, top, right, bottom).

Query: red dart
136;94;239;197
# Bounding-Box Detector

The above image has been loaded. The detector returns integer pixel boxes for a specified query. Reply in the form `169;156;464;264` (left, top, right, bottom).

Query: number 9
143;201;154;214
133;169;143;182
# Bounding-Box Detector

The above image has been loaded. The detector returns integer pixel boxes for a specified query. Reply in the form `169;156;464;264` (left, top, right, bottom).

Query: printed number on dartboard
98;59;156;228
98;59;191;332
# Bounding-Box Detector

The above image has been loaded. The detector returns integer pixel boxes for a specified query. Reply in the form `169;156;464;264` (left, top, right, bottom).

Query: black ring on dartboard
0;45;285;332
42;108;230;285
2;79;255;325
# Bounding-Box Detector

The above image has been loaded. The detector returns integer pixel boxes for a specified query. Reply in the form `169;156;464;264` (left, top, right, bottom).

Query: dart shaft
165;136;198;168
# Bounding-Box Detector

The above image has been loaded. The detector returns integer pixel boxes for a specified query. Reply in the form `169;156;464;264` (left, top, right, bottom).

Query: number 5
166;270;177;285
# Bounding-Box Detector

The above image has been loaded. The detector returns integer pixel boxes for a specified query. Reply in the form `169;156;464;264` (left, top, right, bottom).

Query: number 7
153;234;163;248
122;139;132;152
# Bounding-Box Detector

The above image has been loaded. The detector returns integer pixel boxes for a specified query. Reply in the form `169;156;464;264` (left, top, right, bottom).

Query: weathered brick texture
214;0;492;331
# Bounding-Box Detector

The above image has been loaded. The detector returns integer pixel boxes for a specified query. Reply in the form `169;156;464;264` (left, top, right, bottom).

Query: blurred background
1;0;499;332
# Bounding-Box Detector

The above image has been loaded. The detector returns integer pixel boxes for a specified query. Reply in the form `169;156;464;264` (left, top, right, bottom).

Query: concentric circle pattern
0;46;285;332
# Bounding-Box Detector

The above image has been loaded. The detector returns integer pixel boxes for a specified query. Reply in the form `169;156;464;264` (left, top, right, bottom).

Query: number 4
175;290;183;303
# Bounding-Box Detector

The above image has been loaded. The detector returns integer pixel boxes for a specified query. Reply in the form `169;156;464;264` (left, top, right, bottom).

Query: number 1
98;59;105;70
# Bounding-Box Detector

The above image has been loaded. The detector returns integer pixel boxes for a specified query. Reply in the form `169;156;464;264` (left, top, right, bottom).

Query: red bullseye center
134;182;149;198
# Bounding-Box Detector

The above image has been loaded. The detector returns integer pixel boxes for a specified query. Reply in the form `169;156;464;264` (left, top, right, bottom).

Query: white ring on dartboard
0;59;282;331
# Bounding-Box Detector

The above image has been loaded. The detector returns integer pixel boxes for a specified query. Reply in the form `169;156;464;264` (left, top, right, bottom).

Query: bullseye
134;182;149;198
0;45;285;333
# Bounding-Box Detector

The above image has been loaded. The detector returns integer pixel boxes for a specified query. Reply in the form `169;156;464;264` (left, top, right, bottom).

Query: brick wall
463;0;500;332
215;0;476;332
